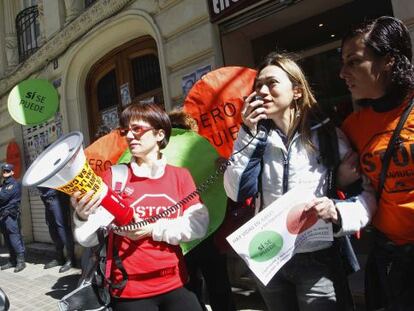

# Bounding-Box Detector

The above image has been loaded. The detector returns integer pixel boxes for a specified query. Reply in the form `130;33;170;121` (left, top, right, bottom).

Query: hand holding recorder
241;93;267;134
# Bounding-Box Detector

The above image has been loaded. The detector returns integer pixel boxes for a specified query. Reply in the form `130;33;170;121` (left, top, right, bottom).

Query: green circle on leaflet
248;231;283;262
7;79;58;125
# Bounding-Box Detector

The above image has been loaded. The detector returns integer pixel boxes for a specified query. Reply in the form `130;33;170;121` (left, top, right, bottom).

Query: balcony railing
16;5;40;63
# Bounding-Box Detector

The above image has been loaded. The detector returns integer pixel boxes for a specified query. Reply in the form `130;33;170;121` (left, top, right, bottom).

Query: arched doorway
85;35;163;140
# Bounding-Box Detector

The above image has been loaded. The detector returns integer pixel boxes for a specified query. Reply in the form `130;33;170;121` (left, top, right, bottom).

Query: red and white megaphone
23;131;134;237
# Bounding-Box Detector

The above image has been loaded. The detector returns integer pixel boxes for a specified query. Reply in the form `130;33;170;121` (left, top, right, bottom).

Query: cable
111;128;261;232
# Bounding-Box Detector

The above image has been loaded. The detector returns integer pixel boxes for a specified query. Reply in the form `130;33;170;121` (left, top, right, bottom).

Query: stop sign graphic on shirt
130;194;180;219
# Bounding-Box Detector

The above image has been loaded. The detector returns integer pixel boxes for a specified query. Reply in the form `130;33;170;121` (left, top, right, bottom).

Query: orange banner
183;66;256;158
84;130;128;177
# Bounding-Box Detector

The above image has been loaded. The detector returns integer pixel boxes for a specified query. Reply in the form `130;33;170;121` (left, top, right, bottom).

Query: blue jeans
43;192;74;259
255;247;354;311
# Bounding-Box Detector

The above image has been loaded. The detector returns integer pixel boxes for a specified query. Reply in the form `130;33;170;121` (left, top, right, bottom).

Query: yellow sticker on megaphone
57;161;104;196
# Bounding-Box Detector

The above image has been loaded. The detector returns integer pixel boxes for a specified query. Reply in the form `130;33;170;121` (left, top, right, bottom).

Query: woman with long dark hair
340;16;414;310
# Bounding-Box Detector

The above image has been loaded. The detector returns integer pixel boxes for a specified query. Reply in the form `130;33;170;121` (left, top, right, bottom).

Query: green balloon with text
7;79;59;125
248;231;284;262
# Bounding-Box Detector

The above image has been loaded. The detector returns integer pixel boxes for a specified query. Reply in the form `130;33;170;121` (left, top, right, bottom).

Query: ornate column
4;0;19;71
64;0;83;25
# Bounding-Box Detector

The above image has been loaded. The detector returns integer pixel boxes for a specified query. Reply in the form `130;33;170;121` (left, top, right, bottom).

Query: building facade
0;0;412;247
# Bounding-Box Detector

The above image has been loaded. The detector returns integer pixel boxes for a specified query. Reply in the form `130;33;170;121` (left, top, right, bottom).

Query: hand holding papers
226;187;333;285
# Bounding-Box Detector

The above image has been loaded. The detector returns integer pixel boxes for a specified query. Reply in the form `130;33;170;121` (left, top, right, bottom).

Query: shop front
210;0;393;123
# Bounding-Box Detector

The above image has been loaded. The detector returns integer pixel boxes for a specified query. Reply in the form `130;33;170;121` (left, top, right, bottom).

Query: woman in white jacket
224;52;376;311
71;102;208;311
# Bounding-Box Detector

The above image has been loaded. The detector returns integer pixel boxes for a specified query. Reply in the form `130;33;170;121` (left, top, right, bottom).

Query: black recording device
251;95;264;108
251;95;267;131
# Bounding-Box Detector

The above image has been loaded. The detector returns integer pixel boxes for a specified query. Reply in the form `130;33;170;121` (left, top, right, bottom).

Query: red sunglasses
119;125;154;137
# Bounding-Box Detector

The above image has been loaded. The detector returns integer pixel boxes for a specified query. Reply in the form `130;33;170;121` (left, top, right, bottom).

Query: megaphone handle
100;188;134;226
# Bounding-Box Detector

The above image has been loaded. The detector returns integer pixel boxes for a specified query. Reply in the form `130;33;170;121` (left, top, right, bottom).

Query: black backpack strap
94;228;108;287
316;119;340;198
108;244;128;290
95;229;128;293
317;120;360;274
257;157;264;212
377;97;414;201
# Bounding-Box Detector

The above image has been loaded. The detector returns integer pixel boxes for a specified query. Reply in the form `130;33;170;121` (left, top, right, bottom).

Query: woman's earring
294;99;301;118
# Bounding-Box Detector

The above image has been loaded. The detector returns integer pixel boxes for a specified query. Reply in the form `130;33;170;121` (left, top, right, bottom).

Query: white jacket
224;122;376;252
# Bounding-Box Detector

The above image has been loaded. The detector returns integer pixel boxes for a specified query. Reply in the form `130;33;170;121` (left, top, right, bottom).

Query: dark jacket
0;176;22;220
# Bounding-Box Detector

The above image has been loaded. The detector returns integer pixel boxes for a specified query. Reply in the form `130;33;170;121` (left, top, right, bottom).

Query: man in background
37;187;75;272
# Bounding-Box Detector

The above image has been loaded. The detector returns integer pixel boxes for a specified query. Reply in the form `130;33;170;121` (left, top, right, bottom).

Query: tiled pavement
0;244;81;311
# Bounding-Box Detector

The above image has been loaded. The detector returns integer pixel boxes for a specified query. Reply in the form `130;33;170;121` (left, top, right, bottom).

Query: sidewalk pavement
0;244;81;311
0;243;266;311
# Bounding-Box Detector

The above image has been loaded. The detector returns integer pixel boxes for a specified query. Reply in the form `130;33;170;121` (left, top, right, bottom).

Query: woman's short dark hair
342;16;414;91
120;101;171;149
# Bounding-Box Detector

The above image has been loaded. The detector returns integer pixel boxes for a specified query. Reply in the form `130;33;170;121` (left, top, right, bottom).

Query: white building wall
42;0;66;39
154;0;223;104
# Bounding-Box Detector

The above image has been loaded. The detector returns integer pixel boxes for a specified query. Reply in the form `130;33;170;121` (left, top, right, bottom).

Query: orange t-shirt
342;96;414;245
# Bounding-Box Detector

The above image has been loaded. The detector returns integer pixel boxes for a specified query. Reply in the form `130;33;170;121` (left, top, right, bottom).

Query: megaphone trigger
100;186;134;226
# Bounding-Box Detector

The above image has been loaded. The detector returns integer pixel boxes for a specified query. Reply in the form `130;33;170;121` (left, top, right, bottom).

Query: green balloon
7;79;59;125
248;231;283;262
118;128;227;254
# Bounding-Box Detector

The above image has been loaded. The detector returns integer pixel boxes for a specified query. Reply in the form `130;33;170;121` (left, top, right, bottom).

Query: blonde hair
257;52;322;149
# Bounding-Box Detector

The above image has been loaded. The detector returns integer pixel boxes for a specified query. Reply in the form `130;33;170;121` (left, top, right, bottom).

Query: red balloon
184;66;257;158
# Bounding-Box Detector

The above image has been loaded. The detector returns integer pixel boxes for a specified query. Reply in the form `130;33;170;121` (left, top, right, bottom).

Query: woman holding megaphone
71;102;208;311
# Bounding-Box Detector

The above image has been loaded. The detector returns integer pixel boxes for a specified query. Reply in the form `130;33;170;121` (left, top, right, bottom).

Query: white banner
226;187;333;285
